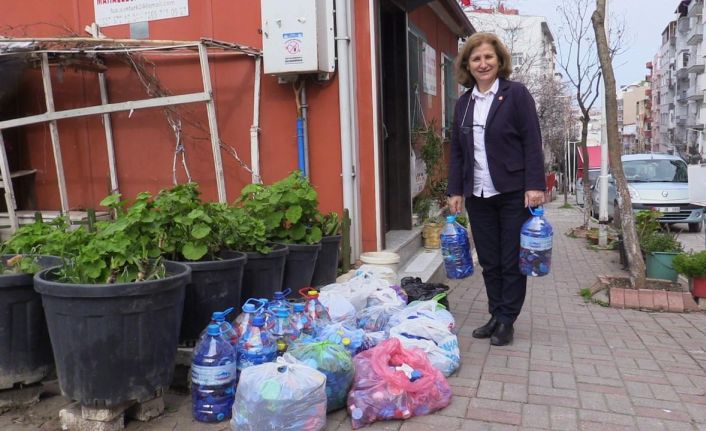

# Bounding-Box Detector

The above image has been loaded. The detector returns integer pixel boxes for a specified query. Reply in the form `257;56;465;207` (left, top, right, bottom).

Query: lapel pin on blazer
498;96;504;101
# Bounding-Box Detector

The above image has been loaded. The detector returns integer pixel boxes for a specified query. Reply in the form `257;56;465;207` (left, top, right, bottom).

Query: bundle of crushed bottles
190;266;461;430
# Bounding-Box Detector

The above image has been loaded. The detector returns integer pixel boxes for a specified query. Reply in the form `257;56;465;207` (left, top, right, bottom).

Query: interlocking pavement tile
527;394;580;409
633;406;692;422
477;380;503;400
437;396;471;419
521;403;550;429
550;405;578;430
579;409;636;426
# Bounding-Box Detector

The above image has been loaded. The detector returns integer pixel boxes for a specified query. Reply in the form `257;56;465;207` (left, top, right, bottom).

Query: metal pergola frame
0;38;260;232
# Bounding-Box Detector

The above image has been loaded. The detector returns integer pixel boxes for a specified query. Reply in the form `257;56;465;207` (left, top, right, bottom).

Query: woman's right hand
448;195;463;214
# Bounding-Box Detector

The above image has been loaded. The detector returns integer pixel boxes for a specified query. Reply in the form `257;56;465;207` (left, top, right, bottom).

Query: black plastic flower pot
170;250;246;345
240;243;288;302
283;242;322;293
0;255;61;390
310;235;342;287
33;261;191;407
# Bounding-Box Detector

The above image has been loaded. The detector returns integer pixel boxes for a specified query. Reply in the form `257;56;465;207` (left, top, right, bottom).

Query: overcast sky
506;0;681;90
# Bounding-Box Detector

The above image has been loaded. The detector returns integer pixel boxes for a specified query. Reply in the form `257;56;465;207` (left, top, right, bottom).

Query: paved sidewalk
2;200;705;430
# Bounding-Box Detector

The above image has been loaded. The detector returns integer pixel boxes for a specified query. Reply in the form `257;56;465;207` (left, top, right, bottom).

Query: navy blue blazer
447;78;546;198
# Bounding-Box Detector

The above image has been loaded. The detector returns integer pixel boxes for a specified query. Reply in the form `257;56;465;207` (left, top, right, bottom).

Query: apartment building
618;82;650;154
652;0;704;155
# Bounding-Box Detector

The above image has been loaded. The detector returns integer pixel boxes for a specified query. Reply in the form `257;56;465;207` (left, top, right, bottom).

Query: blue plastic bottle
235;315;276;381
269;289;292;313
270;307;300;355
257;298;276;331
191;324;237;423
199;308;238;347
233;298;264;338
440;215;474;279
519;207;553;277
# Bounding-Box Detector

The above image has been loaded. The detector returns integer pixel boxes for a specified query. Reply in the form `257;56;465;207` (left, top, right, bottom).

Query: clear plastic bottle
440;215;474;279
257;298;275;331
236;315;276;382
268;289;292;313
233;299;264;338
519;207;553;277
299;288;332;336
191;324;237;423
199;307;238;347
290;302;313;336
270;307;300;355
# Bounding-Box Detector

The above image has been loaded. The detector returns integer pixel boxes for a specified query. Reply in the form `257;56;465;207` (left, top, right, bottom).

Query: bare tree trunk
579;117;592;228
591;0;646;289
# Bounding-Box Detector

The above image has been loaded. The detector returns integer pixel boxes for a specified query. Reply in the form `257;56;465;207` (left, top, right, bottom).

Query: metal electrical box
261;0;335;76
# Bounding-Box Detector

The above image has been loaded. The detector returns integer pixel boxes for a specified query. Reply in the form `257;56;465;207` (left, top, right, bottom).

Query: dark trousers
466;190;530;325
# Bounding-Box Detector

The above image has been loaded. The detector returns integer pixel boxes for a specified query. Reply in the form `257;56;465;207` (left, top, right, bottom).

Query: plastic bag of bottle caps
347;338;452;429
355;304;404;332
388;316;460;376
230;355;326;431
288;340;354;412
519;206;553;277
366;286;407;308
319;290;357;322
387;299;456;333
317;321;366;356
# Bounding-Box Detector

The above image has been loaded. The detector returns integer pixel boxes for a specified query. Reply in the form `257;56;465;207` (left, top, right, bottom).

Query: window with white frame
442;54;457;137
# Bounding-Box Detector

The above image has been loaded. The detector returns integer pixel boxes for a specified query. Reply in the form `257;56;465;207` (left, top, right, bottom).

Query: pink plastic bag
347;338;452;428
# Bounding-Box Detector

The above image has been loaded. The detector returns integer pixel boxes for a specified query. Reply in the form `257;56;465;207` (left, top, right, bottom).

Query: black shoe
490;322;514;346
472;316;498;339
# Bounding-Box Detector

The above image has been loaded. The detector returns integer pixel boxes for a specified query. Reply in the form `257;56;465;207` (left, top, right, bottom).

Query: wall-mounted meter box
261;0;335;76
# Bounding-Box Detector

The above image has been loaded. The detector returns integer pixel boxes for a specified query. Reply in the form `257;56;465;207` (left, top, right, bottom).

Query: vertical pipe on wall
301;82;310;176
369;0;382;251
335;0;360;261
297;117;306;174
250;56;262;183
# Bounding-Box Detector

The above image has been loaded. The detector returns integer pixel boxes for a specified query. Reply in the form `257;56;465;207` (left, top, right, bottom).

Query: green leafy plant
413;196;431;220
0;216;84;275
639;232;683;254
152;183;269;260
238;171;322;245
53;192;166;284
316;211;341;237
673;251;706;278
635;210;661;243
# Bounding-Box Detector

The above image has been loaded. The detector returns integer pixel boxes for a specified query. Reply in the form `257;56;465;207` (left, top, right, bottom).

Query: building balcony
687;25;703;45
678;17;690;33
688;0;703;17
677;115;687;125
678;90;689;102
688;87;704;101
646;61;653;69
687;59;705;73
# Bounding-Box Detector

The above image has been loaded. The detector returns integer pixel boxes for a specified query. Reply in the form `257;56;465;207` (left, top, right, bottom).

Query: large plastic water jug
191;324;237;423
519;207;553;277
440;215;473;279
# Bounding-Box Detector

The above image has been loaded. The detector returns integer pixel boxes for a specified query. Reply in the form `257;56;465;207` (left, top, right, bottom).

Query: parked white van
590;153;704;232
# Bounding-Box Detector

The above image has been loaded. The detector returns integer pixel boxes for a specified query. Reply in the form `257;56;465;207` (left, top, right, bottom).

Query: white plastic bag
230;355;327;431
319;290;357;323
355;264;397;286
321;275;382;311
389;317;460;376
388;299;456;333
356;304;404;332
366;286;406;308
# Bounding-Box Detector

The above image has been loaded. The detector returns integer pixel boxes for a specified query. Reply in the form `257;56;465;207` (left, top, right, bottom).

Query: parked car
575;169;600;207
590;153;704;232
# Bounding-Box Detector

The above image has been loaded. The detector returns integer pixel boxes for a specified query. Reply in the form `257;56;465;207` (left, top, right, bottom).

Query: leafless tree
592;0;646;289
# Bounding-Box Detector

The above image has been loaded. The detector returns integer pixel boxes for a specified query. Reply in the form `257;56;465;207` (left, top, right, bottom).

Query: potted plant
152;183;252;345
640;231;683;282
239;171;322;295
673;250;706;297
422;215;443;249
33;192;191;408
0;219;66;390
311;211;342;287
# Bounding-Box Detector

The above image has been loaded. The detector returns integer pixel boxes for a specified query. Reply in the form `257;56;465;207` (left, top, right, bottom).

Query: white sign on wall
423;42;437;96
94;0;189;27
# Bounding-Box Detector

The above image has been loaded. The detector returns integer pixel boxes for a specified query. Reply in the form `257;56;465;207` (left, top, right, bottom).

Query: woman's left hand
524;190;545;208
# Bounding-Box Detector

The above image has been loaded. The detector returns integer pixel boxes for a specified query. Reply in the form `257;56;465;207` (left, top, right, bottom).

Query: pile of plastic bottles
189;266;460;429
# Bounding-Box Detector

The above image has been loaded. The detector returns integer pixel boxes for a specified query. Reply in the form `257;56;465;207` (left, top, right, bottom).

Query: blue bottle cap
210;307;234;322
252;315;265;327
293;303;305;312
410;370;423;381
206;324;220;336
530;206;544;216
446;215;456;223
242;303;256;313
274;308;290;318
